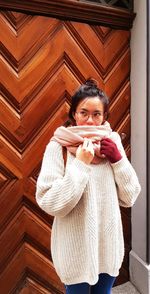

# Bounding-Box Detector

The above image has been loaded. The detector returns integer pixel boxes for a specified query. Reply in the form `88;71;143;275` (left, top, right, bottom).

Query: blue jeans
65;273;116;294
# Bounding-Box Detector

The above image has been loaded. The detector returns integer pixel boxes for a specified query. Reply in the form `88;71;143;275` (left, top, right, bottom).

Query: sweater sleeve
110;132;141;207
35;141;91;217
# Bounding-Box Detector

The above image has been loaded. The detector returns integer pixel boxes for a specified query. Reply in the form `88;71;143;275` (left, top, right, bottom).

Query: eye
80;111;88;117
93;112;102;117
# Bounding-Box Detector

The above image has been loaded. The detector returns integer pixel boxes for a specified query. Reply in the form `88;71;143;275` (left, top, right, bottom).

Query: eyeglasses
76;111;103;122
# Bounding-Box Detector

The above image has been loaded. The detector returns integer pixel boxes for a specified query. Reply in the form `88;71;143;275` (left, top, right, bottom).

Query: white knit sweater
36;132;141;285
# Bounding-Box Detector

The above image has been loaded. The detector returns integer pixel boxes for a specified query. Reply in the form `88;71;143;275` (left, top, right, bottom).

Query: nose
86;115;94;125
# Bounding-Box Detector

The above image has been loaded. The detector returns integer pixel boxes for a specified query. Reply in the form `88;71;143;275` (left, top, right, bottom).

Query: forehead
77;97;104;110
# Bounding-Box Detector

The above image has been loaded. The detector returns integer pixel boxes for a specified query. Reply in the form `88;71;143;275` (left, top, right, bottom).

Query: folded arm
109;133;141;207
36;141;91;217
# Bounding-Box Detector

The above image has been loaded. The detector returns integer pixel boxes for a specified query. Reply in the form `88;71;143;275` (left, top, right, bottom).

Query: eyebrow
80;108;103;113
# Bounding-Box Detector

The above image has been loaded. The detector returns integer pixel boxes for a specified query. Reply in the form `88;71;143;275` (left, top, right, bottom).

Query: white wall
131;0;147;261
130;1;150;293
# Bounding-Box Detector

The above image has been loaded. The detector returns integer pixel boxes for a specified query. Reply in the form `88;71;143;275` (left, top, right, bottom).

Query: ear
102;112;108;125
104;112;109;120
70;113;77;126
72;112;76;120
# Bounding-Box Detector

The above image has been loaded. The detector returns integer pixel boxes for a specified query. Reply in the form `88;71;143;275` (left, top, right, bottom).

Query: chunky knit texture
36;131;141;286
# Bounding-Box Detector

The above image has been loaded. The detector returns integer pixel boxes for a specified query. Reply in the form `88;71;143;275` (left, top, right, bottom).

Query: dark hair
65;78;109;126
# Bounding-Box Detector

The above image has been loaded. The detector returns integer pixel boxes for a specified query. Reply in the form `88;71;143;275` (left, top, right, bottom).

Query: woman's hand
100;138;122;163
76;138;94;165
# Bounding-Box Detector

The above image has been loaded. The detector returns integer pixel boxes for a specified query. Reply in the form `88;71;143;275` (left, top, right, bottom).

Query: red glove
100;138;122;163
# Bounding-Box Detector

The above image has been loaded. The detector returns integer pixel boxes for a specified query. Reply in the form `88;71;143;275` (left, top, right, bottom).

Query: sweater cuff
110;156;130;172
110;156;135;185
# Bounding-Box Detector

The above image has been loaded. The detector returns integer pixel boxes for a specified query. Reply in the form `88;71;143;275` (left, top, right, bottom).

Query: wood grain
0;10;131;293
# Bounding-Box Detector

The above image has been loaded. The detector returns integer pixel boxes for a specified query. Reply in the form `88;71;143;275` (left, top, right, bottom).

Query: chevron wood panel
0;10;131;293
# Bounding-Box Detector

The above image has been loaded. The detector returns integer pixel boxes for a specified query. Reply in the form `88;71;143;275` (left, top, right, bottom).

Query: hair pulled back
67;78;109;126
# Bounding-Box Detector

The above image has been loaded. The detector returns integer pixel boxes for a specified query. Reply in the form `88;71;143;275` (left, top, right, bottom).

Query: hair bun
85;78;99;88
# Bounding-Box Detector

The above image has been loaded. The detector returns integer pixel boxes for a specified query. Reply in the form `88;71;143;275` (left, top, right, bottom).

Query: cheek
94;116;104;126
75;119;85;126
98;116;105;126
74;114;84;126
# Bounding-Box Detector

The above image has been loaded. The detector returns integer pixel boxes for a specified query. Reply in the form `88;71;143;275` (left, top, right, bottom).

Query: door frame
0;0;135;29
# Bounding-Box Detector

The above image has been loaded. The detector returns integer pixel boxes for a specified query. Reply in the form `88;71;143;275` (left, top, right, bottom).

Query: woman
36;79;141;294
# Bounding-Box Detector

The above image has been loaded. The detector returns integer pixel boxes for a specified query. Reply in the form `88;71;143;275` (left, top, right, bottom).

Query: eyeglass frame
75;110;104;122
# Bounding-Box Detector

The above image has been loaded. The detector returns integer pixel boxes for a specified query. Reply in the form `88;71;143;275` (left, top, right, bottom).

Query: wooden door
0;10;131;293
